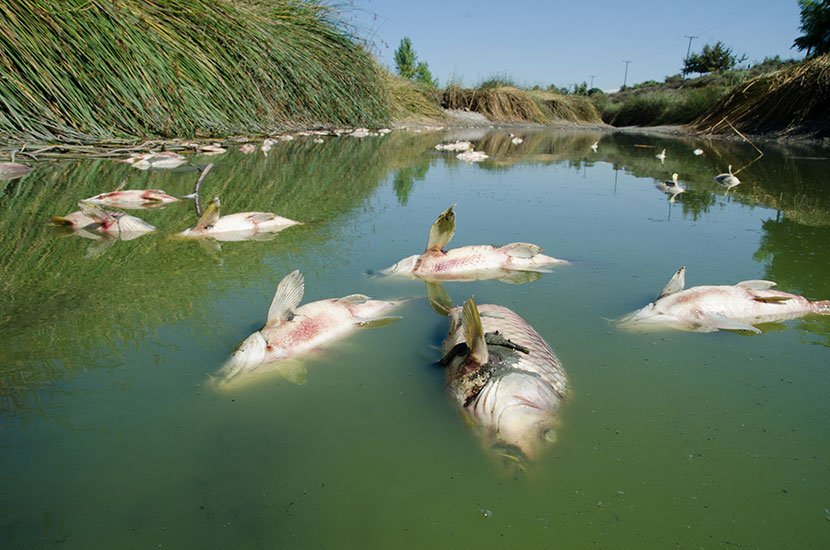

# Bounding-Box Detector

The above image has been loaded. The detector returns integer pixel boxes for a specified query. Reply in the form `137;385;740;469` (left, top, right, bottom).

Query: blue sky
345;0;804;91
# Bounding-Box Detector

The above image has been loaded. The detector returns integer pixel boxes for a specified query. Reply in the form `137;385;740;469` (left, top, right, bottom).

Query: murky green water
2;128;829;548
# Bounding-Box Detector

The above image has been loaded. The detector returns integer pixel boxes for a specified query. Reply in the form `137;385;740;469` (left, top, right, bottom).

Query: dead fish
456;150;488;162
0;161;33;180
440;297;568;464
79;202;156;238
178;197;301;241
380;206;566;282
617;266;830;333
215;270;405;388
82;189;179;209
50;210;98;230
239;143;257;154
122;151;187;170
198;144;226;155
714;165;741;191
655;173;685;201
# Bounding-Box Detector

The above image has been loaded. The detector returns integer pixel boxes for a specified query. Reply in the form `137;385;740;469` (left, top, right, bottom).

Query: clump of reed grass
0;0;389;144
692;54;830;137
381;71;445;123
442;85;548;123
526;90;604;124
595;87;728;127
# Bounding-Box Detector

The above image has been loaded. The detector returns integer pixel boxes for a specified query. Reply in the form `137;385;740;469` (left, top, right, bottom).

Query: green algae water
1;129;829;548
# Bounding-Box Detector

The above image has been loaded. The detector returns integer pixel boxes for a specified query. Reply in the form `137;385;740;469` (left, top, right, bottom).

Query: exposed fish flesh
380;206;566;282
178;197;301;241
617;266;830;333
83;189;179;209
440;297;568;463
216;270;405;388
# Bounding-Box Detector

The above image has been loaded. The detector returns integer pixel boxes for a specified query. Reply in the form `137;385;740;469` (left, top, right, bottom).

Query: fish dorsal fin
426;205;456;252
78;201;112;223
337;294;371;305
736;280;777;290
462;297;489;365
659;266;686;298
267;270;305;324
196;197;221;230
501;242;542;259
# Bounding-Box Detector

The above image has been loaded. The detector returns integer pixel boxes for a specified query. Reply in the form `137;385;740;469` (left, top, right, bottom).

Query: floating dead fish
511;137;524;145
178;197;301;241
122;151;187;170
82;189;179;209
440;297;568;464
590;141;598;152
215;270;405;388
616;266;830;333
655;173;685;202
655;148;666;162
456;150;489;163
55;201;156;239
198;144;226;155
435;141;472;152
380;206;566;282
0;161;33;180
239;143;257;154
714;165;741;191
693;148;704;156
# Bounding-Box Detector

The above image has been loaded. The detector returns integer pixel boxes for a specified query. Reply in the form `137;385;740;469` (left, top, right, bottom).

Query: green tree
793;0;830;57
683;42;738;74
394;37;436;86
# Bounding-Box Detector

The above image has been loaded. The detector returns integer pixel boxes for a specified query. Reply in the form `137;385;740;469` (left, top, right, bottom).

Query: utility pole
683;35;698;77
589;75;596;88
622;61;631;89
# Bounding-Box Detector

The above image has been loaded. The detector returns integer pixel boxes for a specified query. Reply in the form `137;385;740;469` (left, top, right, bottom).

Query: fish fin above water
426;205;456;252
500;242;542;259
267;270;305;324
426;281;453;315
195;197;221;230
736;280;777;290
356;316;401;328
752;296;791;303
337;294;371;304
700;313;762;334
659;266;686;298
462;297;489;365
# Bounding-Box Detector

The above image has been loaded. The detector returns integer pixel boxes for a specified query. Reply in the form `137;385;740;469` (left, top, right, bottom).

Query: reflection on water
1;128;829;548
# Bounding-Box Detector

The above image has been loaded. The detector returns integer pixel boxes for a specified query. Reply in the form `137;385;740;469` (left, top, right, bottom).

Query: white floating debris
350;128;372;138
456;150;489;163
511;137;524;145
279;134;294;141
435;140;472;152
312;138;324;144
125;152;187;170
239;143;256;154
693;148;704;156
199;144;226;155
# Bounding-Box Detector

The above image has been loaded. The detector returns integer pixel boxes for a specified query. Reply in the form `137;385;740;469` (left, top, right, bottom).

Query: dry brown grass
526;90;604;124
442;86;548;123
692;54;830;137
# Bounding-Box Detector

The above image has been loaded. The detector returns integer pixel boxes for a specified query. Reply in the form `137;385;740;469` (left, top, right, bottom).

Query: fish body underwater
618;266;830;333
216;270;404;388
381;206;566;281
441;298;568;464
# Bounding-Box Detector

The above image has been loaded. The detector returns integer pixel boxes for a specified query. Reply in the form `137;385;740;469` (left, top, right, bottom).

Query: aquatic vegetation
0;0;389;143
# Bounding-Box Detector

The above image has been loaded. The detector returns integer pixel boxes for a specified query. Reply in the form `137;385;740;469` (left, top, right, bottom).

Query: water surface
1;128;829;548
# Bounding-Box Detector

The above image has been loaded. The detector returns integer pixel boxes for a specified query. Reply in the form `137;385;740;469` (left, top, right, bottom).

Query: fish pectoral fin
356;316;401;329
426;205;456;252
337;294;371;305
500;242;542;259
272;359;308;385
737;280;777;290
426;282;453;315
462;297;489;365
752;296;791;304
659;266;686;298
195;197;221;230
701;313;762;334
267;270;305;324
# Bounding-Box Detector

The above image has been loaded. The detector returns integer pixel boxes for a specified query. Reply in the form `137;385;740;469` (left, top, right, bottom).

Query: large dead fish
52;202;155;239
178;197;301;241
440;297;568;464
215;270;405;388
617;266;830;333
82;189;180;209
380;206;566;282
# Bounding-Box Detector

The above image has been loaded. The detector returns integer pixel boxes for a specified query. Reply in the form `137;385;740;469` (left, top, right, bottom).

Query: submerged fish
380;206;566;282
440;297;568;464
53;202;155;239
617;266;830;333
216;270;405;388
122;151;187;170
83;189;180;209
178;197;301;241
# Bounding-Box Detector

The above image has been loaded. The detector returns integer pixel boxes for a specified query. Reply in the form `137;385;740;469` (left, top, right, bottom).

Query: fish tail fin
426;205;456;252
195;197;221;230
462;297;489;365
49;215;75;226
